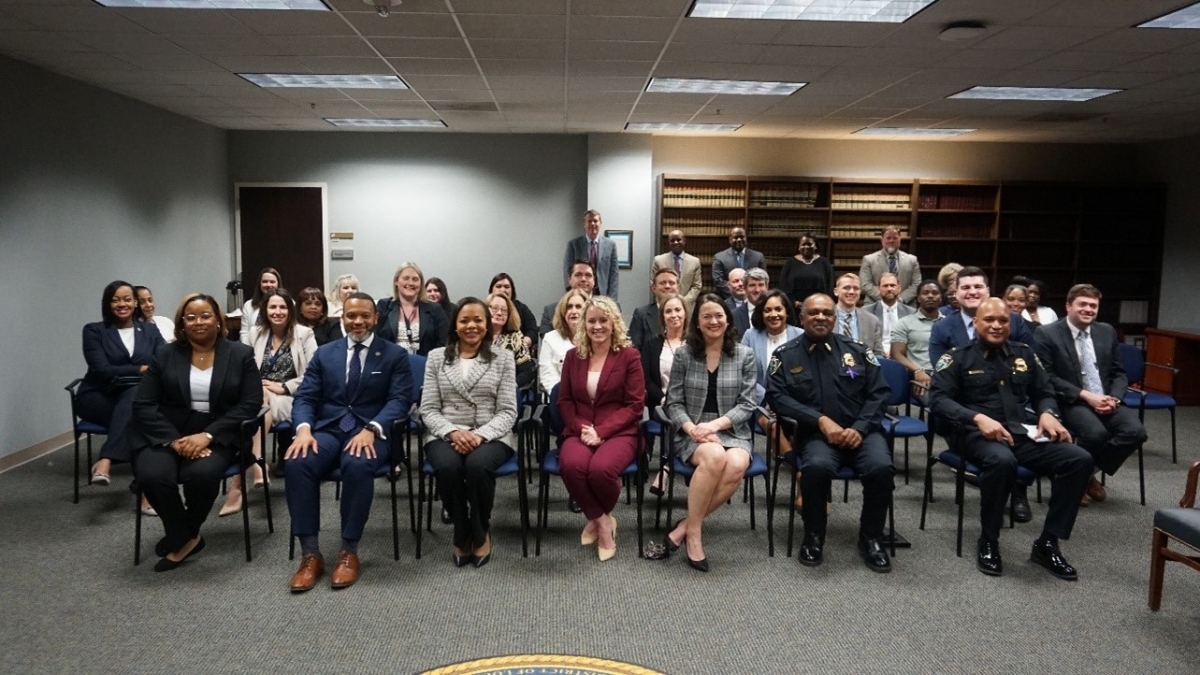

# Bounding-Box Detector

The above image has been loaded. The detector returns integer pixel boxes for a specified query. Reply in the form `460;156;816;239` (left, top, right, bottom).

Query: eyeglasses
183;312;216;323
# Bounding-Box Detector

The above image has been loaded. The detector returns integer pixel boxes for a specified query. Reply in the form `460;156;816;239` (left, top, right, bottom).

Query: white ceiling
2;0;1200;142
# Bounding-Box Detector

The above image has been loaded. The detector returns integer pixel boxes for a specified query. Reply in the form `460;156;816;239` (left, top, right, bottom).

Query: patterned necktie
673;255;681;276
1078;330;1103;394
589;239;598;268
340;342;365;432
736;252;745;269
888;254;897;274
840;311;853;339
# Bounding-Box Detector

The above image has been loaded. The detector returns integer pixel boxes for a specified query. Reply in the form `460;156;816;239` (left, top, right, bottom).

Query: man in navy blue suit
285;293;412;592
928;266;1039;523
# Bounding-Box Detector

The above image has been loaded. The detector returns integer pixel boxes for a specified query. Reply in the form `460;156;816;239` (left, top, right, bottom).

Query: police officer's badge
842;352;857;368
1013;357;1028;372
769;355;781;375
935;353;953;372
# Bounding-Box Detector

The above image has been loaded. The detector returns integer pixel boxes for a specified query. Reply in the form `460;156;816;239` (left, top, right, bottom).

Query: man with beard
860;225;921;303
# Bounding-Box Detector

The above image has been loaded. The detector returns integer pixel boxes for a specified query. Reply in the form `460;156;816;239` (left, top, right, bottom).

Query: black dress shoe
976;538;1003;576
153;537;205;573
1011;486;1032;523
1030;538;1078;580
798;532;824;567
441;506;452;525
155;536;171;557
687;556;709;573
567;498;583;514
858;536;892;573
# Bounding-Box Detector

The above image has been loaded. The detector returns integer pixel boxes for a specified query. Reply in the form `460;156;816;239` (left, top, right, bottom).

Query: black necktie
340;343;365;432
812;343;840;422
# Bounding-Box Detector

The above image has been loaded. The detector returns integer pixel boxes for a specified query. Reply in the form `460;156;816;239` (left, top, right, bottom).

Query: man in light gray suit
862;272;915;357
712;227;765;300
562;209;619;300
832;273;883;355
651;229;702;310
859;225;921;303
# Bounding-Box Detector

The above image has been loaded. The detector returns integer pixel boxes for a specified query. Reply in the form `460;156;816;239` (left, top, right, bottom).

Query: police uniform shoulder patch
1033;353;1045;370
864;348;880;367
935;352;954;372
768;355;781;375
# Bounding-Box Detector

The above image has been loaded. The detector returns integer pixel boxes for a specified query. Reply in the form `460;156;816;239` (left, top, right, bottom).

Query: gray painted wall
587;134;654;316
227;131;588;321
1138;136;1200;334
0;55;230;459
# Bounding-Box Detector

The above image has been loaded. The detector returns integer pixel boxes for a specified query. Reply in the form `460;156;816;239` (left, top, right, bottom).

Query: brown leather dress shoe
330;550;360;589
1086;477;1107;503
290;554;324;593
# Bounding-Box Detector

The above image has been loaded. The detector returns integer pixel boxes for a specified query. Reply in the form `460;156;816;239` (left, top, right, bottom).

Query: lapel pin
375;351;381;356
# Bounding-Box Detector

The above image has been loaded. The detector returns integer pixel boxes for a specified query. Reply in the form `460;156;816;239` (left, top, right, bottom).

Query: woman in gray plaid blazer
662;294;757;572
421;298;518;568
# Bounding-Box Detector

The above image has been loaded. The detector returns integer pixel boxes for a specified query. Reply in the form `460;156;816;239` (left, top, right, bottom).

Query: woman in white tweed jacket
662;294;757;572
420;297;518;568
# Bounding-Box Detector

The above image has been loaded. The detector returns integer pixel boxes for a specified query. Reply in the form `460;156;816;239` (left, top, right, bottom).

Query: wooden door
237;185;325;300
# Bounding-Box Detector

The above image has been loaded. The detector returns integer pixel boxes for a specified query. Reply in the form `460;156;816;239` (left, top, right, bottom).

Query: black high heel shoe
452;551;473;568
687;556;710;573
473;535;492;568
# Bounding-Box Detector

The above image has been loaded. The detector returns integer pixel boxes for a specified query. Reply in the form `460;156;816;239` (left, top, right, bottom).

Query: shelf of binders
830;180;914;212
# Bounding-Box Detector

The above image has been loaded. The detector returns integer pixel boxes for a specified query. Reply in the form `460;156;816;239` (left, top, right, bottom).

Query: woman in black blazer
376;262;449;356
78;279;166;491
131;293;261;572
488;272;539;350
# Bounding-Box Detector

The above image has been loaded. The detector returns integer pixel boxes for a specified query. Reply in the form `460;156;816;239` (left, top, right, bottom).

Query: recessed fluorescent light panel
949;86;1120;102
1139;2;1200;28
241;74;407;89
326;118;446;128
94;0;328;9
688;0;938;23
854;127;976;138
626;122;742;132
647;78;805;96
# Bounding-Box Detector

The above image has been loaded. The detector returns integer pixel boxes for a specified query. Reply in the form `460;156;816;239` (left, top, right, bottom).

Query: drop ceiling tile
206;54;306;71
972;25;1112;51
569;40;662;61
72;30;185;53
197;85;281;100
931;49;1054;70
651;62;746;79
1067;71;1175;89
1116;53;1200;74
985;69;1093;87
633;102;706;114
1143;71;1200;89
1023;50;1146;72
422;90;496;102
295;56;392;74
660;42;763;64
389;57;480;75
4;5;142;32
115;52;225;71
568;101;638;114
499;103;563;113
771;21;895;47
343;11;460;38
116;8;254;35
755;45;860;67
478;59;561;76
267;35;376;57
502;111;566;120
568;89;640;104
345;87;422;100
572;0;690;18
369;37;472;58
456;14;565;40
404;73;487;89
816;64;921;84
18;50;128;71
569;60;653;77
567;76;650;91
232;9;356;36
164;33;284;56
626;113;707;123
450;0;566;15
568;15;676;41
735;63;831;81
110;82;207;98
841;48;948;69
674;18;783;45
325;0;448;11
1074;27;1200;53
492;88;561;103
469;39;564;60
363;102;438;115
261;86;351;100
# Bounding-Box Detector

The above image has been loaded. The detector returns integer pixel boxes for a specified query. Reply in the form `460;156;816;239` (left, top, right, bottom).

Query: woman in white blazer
222;289;316;515
421;297;518;568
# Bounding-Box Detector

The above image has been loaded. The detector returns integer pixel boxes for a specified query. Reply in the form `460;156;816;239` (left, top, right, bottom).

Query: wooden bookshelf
657;175;1166;330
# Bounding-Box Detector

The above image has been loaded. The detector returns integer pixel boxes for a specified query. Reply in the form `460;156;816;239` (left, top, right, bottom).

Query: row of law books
662;217;746;235
831;191;911;210
663;186;745;208
748;185;823;209
917;192;994;210
830;223;909;239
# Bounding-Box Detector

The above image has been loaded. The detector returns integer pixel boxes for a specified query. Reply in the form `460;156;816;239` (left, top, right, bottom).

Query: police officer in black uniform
767;293;894;573
929;298;1092;580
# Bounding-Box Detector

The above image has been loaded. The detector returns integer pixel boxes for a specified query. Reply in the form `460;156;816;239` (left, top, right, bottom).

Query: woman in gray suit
662;294;757;572
421;297;518;568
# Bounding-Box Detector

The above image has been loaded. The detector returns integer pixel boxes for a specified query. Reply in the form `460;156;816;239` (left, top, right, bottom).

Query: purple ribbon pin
844;366;858;379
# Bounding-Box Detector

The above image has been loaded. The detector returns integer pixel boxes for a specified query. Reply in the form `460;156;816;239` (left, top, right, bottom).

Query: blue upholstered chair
1149;459;1200;611
878;357;933;485
65;378;108;504
1117;343;1177;464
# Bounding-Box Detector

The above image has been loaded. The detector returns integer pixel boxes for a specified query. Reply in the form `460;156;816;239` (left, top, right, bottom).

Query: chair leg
535;475;548;556
390;473;400;561
133;488;143;565
73;433;82;505
765;470;774;557
748;473;756;531
1170;408;1177;464
1138;443;1146;506
786;463;798;558
260;458;275;534
665;469;675;532
635;465;645;558
955;461;965;558
1149;528;1168;611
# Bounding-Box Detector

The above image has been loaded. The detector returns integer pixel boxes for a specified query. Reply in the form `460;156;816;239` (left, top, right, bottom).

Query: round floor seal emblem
419;654;665;675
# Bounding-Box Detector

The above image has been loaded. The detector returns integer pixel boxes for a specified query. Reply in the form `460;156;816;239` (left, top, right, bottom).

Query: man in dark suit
629;268;679;351
712;227;765;299
722;268;750;338
562;209;619;300
767;293;895;573
540;260;596;336
284;293;413;592
1034;284;1146;504
929;266;1039;521
930;298;1092;580
862;272;915;358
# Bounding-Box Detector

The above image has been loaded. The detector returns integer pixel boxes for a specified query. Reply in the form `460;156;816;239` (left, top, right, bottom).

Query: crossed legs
668;443;750;563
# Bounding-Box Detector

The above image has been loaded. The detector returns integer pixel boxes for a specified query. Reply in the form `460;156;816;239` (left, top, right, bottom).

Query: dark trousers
960;430;1093;543
135;444;234;552
77;386;138;463
285;430;389;542
1062;404;1146;476
425;439;513;549
560;435;637;521
799;432;894;539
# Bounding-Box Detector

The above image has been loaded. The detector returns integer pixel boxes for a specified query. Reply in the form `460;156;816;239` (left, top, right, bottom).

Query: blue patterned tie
888;254;897;274
340;343;365;432
1078;330;1103;394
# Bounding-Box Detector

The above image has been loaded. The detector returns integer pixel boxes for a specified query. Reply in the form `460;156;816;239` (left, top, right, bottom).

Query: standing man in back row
712;227;764;300
563;209;619;301
651;229;702;311
860;225;921;304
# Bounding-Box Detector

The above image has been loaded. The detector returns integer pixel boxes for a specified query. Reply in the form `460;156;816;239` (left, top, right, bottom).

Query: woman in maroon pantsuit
558;295;645;562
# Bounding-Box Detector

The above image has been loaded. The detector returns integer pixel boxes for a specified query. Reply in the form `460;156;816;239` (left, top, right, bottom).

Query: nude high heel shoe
598;515;617;562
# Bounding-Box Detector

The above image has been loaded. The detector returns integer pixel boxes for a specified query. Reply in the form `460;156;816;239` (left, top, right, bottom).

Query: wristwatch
203;432;213;441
